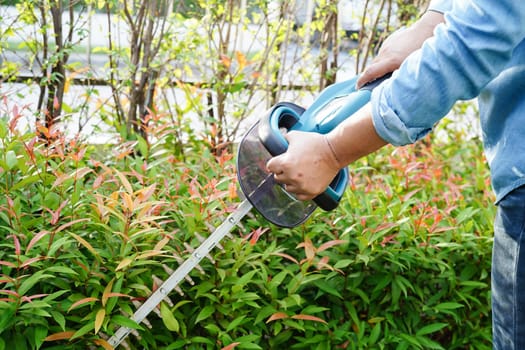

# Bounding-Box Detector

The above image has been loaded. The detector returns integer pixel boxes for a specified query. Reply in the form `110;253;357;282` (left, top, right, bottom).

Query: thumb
356;65;381;89
266;152;285;174
265;130;303;173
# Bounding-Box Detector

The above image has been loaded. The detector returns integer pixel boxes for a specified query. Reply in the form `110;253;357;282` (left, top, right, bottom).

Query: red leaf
291;314;328;324
26;230;50;253
297;237;315;260
9;104;22;131
45;200;69;225
9;235;21;256
93;339;114;350
45;331;75;341
0;261;16;268
266;312;288;323
20;256;46;268
403;189;422;201
0;298;16;302
55;218;89;233
21;294;49;303
68;297;98;312
317;240;347;253
221;342;241;350
248;227;268;246
316;256;332;270
373;222;397;233
0;289;19;297
0;276;15;284
380;234;399;247
53;95;60;111
220;54;231;69
271;252;298;264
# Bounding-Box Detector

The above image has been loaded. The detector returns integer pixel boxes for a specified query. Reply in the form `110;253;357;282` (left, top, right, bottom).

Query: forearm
409;10;445;41
325;104;387;167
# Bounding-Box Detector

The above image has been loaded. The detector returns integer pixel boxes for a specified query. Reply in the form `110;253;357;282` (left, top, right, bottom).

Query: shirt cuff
371;80;433;147
428;0;452;13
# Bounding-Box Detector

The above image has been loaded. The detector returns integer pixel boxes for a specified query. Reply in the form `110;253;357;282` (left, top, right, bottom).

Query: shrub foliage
0;105;493;349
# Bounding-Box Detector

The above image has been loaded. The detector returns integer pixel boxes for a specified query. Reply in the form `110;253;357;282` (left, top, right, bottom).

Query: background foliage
0;103;493;349
0;0;493;349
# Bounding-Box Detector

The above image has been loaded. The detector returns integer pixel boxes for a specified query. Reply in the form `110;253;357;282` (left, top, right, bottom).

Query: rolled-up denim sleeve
371;0;525;146
428;0;452;13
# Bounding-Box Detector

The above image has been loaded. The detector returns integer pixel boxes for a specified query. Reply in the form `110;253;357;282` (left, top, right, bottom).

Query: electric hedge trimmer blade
107;74;390;348
108;199;252;347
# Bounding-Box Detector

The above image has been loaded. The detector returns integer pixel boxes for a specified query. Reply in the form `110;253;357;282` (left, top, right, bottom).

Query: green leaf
254;305;276;325
195;305;215;324
416;322;448;336
34;326;48;349
434;302;464;311
189;336;214;345
46;266;78;275
10;174;47;191
313;280;343;299
161;302;179;332
333;259;353;269
19;271;54;295
236;270;257;287
226;315;246;332
416;335;445;350
71;322;94;340
368;322;381;345
0;120;6;139
111;315;144;330
50;310;66;331
6;150;17;170
19;300;51;310
14;332;27;350
173;300;192;311
0;305;16;333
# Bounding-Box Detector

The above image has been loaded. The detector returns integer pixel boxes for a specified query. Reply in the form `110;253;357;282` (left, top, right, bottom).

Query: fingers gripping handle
258;103;347;211
259;74;391;211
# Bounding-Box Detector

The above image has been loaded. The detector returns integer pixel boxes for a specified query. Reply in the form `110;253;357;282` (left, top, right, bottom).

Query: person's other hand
356;11;445;88
266;131;340;201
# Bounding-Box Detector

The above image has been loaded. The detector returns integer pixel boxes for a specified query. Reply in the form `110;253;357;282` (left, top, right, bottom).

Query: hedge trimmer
107;74;389;348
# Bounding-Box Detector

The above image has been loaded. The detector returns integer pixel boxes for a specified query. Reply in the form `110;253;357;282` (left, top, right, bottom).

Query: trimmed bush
0;113;493;349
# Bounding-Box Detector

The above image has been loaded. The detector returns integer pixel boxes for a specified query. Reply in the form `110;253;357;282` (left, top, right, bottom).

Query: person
266;0;525;348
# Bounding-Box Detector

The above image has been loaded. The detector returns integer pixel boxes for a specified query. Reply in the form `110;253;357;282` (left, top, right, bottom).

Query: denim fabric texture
368;1;525;348
492;185;525;349
370;0;525;203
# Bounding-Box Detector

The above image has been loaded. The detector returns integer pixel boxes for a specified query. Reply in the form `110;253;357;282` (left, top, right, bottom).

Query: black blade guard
236;119;317;228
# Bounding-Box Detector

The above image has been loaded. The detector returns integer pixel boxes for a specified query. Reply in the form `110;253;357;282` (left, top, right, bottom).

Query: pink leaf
68;297;99;312
266;312;289;323
248;227;268;246
0;289;19;297
221;343;241;350
9;235;21;256
291;314;328;324
271;252;299;264
317;240;347;253
297;237;315;260
26;231;50;254
0;261;16;268
20;256;46;268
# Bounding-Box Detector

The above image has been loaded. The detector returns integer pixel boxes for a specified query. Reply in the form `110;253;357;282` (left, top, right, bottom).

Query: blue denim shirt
370;0;525;203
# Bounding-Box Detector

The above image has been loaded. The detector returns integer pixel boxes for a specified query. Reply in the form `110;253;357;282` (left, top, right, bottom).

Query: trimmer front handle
258;74;391;211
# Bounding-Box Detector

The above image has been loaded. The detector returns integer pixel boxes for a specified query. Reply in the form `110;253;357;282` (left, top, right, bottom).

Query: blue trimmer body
236;74;389;227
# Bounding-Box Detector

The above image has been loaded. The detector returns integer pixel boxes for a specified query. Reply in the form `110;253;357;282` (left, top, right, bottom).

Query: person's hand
266;131;341;201
356;27;416;88
356;11;445;88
